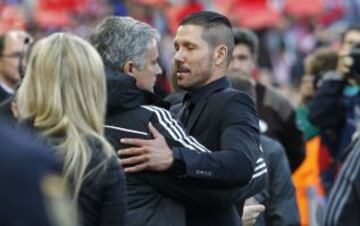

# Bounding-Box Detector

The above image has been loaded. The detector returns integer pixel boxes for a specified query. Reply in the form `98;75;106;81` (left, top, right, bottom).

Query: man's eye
238;55;249;60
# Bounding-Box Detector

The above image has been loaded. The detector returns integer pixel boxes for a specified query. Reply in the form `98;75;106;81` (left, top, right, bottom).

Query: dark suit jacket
172;77;263;226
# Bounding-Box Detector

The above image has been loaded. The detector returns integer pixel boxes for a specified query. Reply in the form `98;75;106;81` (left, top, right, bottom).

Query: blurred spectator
0;30;32;103
293;47;338;225
308;25;360;161
298;47;338;139
230;76;300;226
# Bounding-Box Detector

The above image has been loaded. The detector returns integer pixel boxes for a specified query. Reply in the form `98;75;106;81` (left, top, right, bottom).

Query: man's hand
117;122;174;173
242;204;265;226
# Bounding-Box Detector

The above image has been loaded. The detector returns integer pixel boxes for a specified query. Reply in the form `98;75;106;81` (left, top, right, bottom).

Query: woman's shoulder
87;137;124;182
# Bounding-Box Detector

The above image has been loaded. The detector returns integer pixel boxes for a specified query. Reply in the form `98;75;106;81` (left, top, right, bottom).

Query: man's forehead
6;31;30;46
175;25;203;40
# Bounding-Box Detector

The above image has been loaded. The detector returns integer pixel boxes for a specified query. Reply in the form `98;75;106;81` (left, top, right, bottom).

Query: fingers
117;147;150;173
120;137;148;147
117;147;146;157
248;204;265;213
123;163;149;173
243;204;264;226
243;219;256;226
148;122;162;139
120;155;149;167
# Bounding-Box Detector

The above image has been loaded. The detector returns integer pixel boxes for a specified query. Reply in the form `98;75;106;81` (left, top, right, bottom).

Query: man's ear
123;61;135;76
214;45;228;66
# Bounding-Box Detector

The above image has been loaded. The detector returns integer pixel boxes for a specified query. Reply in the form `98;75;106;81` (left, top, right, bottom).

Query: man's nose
174;49;185;63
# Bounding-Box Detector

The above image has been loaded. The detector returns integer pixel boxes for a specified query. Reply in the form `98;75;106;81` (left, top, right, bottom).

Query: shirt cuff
168;147;186;176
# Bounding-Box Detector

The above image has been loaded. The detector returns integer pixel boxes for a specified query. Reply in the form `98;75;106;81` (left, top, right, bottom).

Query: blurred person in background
0;30;32;103
296;47;339;196
15;33;126;226
308;25;360;163
230;76;300;226
278;46;339;226
228;28;305;172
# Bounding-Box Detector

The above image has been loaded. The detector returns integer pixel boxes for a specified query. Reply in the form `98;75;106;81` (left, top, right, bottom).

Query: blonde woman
16;33;126;226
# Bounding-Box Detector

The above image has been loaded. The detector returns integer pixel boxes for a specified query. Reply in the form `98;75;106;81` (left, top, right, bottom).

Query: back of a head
89;16;160;72
305;47;338;76
17;33;106;135
233;28;259;60
179;11;234;63
229;75;256;100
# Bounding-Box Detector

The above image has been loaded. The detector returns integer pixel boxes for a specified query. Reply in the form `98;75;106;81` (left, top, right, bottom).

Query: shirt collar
0;82;14;94
184;76;230;105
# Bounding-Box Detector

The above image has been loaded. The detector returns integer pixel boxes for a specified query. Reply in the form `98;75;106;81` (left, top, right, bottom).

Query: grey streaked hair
89;16;160;71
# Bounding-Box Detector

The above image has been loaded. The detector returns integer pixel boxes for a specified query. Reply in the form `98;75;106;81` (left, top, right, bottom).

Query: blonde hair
16;33;114;202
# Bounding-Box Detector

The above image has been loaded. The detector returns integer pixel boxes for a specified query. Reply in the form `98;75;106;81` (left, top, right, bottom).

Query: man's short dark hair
233;28;259;60
180;11;234;63
341;24;360;43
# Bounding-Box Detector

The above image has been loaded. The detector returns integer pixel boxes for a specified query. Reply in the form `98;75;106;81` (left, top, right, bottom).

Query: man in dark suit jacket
119;11;264;226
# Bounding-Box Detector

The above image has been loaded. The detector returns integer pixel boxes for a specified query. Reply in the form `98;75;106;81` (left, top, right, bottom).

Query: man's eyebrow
174;40;197;47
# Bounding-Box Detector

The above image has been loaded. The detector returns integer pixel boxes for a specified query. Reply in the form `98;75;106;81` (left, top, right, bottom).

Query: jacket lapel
176;104;186;121
186;98;206;132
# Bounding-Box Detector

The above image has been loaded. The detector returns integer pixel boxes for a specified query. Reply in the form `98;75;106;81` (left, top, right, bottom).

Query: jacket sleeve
140;103;266;206
281;111;305;172
144;93;264;188
139;164;267;208
173;93;262;187
308;78;346;129
139;172;239;208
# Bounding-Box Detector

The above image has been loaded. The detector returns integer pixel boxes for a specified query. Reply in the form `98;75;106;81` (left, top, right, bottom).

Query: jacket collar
106;67;170;116
184;76;230;105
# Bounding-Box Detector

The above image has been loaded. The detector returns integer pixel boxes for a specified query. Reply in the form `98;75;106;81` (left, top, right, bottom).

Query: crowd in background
1;0;360;226
1;0;360;101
